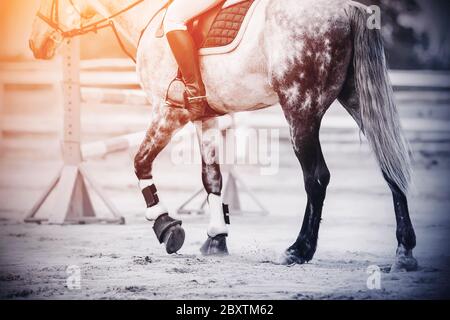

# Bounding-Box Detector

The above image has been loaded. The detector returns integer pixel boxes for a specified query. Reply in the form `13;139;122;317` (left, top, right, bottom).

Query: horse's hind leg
194;119;229;255
384;173;418;272
134;105;191;254
338;71;418;271
281;114;330;265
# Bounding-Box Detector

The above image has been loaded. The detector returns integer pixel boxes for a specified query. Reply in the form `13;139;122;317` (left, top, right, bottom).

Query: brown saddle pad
185;0;254;49
200;0;254;48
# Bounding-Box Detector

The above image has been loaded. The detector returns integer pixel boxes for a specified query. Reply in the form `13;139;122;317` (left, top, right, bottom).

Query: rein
37;0;147;63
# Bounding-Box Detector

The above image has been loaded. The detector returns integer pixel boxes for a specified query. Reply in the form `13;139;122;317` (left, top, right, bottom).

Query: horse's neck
90;0;165;48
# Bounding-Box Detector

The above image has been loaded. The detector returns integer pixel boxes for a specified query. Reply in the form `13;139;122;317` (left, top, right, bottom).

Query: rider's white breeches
163;0;224;33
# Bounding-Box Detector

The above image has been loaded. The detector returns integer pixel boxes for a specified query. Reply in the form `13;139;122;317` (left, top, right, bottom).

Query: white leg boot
200;194;229;255
206;194;228;237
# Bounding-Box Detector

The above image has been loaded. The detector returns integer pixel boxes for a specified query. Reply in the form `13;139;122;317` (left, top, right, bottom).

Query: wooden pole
24;39;124;225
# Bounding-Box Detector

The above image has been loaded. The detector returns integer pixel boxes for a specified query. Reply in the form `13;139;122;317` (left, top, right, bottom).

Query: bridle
36;0;146;62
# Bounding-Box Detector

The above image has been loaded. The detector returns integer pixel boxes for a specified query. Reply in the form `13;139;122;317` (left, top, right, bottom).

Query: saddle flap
191;0;255;50
189;4;224;47
154;0;257;52
201;0;254;49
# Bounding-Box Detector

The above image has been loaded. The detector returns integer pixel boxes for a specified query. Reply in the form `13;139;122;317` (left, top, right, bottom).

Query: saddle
191;0;256;54
155;0;257;54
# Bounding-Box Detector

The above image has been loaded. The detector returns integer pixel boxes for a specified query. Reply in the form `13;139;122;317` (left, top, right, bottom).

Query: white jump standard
24;39;124;225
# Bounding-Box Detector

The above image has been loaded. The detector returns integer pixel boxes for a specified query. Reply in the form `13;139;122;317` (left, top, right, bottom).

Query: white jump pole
24;38;124;224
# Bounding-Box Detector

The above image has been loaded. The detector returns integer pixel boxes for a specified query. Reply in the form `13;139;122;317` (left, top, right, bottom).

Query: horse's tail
347;2;411;194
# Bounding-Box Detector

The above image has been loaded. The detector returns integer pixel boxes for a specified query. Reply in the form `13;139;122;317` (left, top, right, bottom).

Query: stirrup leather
183;90;207;119
184;90;207;108
186;95;207;103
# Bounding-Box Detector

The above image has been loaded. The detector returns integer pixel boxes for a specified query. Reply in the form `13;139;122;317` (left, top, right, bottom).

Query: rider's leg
164;0;223;33
165;30;205;117
163;0;223;118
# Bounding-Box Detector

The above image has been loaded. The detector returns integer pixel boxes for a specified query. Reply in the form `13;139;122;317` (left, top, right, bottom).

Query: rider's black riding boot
166;30;207;119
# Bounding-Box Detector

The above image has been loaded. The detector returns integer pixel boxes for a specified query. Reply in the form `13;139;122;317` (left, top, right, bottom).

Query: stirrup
164;76;185;109
164;76;208;109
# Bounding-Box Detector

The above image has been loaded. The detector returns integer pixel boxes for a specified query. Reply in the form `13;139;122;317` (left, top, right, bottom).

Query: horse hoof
163;225;185;254
153;214;185;254
280;249;307;265
200;234;229;256
391;255;418;272
390;246;418;272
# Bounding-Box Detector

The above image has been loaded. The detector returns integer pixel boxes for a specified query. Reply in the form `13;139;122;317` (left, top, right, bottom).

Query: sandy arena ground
0;86;450;299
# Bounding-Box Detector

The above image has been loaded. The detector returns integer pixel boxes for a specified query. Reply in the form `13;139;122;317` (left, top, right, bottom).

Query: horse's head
29;0;98;59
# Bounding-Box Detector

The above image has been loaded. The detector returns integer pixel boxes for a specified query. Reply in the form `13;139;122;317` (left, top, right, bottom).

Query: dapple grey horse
29;0;417;270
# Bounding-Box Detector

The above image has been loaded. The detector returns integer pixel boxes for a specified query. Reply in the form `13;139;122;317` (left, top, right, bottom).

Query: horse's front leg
194;119;229;255
134;105;190;254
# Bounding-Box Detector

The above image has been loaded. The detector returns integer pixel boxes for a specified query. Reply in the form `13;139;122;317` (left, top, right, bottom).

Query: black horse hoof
200;234;229;256
281;249;307;265
153;214;185;254
163;225;185;254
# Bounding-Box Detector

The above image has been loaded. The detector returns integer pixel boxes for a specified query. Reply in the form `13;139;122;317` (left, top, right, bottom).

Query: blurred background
1;0;449;67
